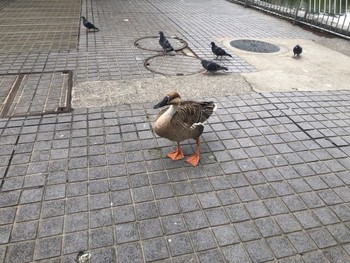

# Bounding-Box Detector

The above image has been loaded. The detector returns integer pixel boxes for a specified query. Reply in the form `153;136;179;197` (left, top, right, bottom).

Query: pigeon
293;45;302;57
158;31;174;53
211;42;232;59
201;59;228;73
81;16;99;32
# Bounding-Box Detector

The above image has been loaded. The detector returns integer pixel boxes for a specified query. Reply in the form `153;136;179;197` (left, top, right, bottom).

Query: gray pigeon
211;42;232;59
158;31;174;53
201;59;228;73
293;45;302;56
81;16;99;32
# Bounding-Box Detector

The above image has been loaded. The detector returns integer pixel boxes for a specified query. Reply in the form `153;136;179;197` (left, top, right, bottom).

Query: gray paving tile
34;236;62;260
287;231;317;253
11;221;38;242
212;225;240;246
204;207;230;226
65;212;88;233
222;244;251;263
89;193;111;210
198;249;225;263
216;189;240;205
90;227;114;249
38;217;64;238
19;188;43;204
294;210;322;230
142;238;169;262
16;203;41;222
168;233;193;256
90;247;117;263
184;211;208;231
117;242;143;263
323;247;350;263
245;239;274;262
133;186;155;203
116;223;139;244
275;214;303;233
266;236;295;258
330;203;350;221
177;195;200;212
327;224;350;244
190;229;216;252
255;217;282;238
313;207;341;225
245;201;270;219
63;231;88;255
139;218;163;239
299;192;325;208
198;192;221;209
225;204;250;223
234;221;260;242
264;198;289;215
308;228;337;248
318;189;343;205
162;215;186;235
157;198;180;216
302;250;330;263
135;201;159;220
282;195;307;212
235;186;259;202
6;241;35;263
90;208;112;228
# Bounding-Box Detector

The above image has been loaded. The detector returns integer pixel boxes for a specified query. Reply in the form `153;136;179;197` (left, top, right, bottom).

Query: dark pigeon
201;59;228;73
81;16;99;32
293;45;302;57
211;42;232;59
158;31;174;53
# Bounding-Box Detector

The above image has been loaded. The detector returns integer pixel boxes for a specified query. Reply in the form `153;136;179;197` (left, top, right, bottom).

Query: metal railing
228;0;350;38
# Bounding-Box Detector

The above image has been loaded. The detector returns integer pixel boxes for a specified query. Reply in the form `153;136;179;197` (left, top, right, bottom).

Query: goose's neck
165;105;178;117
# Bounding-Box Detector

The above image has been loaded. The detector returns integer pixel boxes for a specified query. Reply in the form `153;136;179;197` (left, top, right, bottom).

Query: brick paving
1;0;350;263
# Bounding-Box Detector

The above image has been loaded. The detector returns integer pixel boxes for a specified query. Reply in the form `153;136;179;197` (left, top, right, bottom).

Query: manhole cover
134;36;187;52
144;55;204;76
0;71;72;118
230;39;280;53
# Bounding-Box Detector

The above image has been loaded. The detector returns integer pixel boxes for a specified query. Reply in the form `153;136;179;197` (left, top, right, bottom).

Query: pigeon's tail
227;53;232;57
220;66;228;71
94;27;100;32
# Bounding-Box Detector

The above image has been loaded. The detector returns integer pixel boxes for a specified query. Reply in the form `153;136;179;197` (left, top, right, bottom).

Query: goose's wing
174;101;216;126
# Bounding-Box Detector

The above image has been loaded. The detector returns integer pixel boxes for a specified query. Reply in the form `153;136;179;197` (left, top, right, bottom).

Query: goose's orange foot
186;153;200;166
167;148;184;160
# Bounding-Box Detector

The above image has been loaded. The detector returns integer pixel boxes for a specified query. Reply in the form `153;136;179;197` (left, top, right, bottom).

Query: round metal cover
144;55;204;76
134;36;187;52
230;39;280;53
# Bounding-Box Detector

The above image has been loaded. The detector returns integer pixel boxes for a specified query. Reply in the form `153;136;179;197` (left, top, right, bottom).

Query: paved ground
0;0;350;263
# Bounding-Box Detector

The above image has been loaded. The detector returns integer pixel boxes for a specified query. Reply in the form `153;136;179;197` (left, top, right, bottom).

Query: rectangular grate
0;71;72;118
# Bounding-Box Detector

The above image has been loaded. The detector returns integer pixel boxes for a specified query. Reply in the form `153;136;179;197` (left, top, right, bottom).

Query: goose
153;92;217;166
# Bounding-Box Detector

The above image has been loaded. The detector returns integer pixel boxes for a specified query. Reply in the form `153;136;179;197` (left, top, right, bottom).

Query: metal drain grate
230;39;280;53
144;55;204;76
0;71;72;118
134;36;188;52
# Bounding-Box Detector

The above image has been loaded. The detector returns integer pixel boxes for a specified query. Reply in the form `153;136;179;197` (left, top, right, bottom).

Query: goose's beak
153;96;169;109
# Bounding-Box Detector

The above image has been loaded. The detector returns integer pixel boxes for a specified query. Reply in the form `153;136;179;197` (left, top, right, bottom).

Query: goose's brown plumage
153;91;216;166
